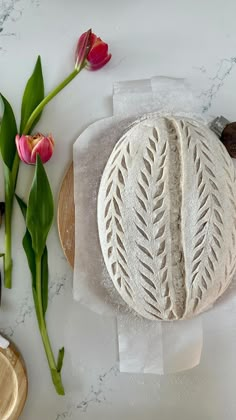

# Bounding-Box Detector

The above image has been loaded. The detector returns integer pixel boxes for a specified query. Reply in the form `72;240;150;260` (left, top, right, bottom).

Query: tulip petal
31;137;54;164
87;40;109;65
16;135;33;164
77;31;95;52
15;134;21;159
75;29;92;69
86;53;112;71
89;32;98;46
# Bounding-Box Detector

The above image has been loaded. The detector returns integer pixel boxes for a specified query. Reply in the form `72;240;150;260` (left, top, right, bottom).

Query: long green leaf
16;194;48;316
41;247;48;315
0;95;17;170
26;155;54;258
23;230;36;287
16;195;36;287
15;194;27;218
20;56;44;133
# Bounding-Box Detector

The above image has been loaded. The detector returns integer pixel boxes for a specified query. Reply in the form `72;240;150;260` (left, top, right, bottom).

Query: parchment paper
73;77;206;373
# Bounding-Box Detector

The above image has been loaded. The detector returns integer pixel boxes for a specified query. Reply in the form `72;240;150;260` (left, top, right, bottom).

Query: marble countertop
1;0;236;419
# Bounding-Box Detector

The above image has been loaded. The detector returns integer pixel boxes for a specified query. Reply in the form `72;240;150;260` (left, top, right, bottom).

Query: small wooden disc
57;163;75;268
0;343;28;420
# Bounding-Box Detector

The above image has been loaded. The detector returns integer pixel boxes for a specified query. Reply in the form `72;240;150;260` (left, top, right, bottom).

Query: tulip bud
15;133;54;165
75;30;111;71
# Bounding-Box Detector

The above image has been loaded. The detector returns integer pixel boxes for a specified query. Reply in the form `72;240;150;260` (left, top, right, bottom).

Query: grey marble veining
201;56;236;112
0;0;23;33
0;276;66;339
55;366;119;419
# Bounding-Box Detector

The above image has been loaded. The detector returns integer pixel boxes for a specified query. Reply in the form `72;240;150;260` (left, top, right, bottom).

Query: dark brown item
221;122;236;158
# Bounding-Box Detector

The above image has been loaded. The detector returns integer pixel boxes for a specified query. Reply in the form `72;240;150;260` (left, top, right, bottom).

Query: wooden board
57;163;75;268
0;343;28;420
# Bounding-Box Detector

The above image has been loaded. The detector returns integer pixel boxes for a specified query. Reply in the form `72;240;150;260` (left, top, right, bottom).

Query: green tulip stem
12;154;20;189
4;174;13;288
35;254;64;395
4;212;12;288
4;154;20;288
23;68;81;134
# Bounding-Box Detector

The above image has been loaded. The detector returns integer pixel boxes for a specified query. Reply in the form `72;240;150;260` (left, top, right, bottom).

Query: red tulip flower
75;29;112;71
16;133;54;164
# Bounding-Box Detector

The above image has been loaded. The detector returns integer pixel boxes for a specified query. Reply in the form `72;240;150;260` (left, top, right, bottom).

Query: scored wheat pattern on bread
102;135;134;303
97;115;236;321
134;127;172;320
183;121;224;313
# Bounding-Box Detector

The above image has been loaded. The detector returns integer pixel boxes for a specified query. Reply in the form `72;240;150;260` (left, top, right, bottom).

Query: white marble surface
1;0;236;419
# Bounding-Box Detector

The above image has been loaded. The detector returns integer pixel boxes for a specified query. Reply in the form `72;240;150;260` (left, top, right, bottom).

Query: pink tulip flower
16;133;54;164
